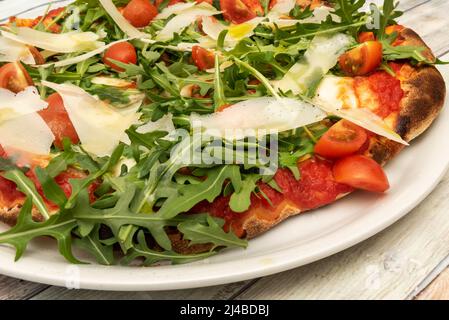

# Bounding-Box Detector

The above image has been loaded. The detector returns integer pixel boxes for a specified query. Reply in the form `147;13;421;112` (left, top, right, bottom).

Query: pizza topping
190;97;326;139
103;42;138;72
0;36;36;65
155;2;220;41
220;0;264;24
355;69;403;118
274;33;352;95
1;28;104;53
0;112;55;156
191;45;215;71
315;75;408;145
98;0;146;38
333;155;390;193
42;81;142;156
314;120;368;159
122;0;158;28
38;93;79;149
0;62;34;93
339;41;383;76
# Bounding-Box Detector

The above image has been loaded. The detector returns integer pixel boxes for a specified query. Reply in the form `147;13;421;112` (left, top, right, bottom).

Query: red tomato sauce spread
354;63;404;119
192;157;353;237
0;149;97;212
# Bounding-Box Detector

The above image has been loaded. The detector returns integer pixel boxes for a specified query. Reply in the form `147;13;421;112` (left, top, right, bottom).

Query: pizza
0;0;445;265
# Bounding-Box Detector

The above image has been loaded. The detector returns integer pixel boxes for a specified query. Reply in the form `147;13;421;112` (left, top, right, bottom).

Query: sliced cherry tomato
103;42;138;72
385;24;404;35
0;62;34;93
358;31;375;43
333;155;389;192
385;25;405;46
314;120;367;159
38;93;79;149
28;46;46;65
220;0;264;24
123;0;158;28
192;45;215;71
339;41;383;76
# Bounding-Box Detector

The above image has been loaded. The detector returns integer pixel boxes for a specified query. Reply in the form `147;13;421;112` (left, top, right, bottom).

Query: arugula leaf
377;0;403;40
382;41;430;63
73;185;173;250
178;215;247;249
73;225;115;265
35;167;67;208
334;0;365;25
125;128;169;150
157;165;242;219
121;231;216;266
0;157;26;172
213;54;227;111
2;169;51;220
107;58;148;76
229;174;260;213
0;198;79;263
65;144;125;209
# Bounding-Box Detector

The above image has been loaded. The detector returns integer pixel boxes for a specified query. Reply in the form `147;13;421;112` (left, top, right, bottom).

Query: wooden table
1;0;449;300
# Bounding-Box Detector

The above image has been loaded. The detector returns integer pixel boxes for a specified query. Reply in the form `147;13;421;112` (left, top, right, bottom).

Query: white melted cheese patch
314;75;408;145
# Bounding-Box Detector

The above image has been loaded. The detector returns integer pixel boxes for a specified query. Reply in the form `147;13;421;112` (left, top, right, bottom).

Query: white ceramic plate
0;1;449;291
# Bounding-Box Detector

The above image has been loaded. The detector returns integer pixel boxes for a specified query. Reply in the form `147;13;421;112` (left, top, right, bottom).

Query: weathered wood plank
0;275;48;300
399;0;449;56
416;268;449;300
30;280;251;300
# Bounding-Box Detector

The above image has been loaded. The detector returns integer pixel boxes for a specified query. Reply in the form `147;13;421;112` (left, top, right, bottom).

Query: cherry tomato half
123;0;158;28
385;24;404;35
220;0;264;24
0;62;34;93
38;93;79;149
358;31;375;43
314;120;368;159
333;155;390;193
28;46;46;65
192;45;215;71
103;42;138;72
339;41;383;76
385;24;405;46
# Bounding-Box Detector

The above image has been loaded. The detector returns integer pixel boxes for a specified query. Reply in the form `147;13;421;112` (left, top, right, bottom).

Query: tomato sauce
192;157;353;237
355;65;404;119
